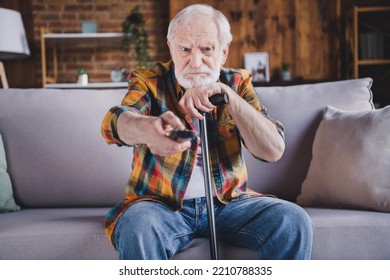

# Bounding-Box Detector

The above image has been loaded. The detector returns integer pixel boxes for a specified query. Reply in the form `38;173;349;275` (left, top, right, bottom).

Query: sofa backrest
0;78;373;207
245;78;373;201
0;89;131;208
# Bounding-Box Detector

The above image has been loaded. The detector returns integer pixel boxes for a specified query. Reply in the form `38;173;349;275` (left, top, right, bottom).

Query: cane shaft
199;112;219;260
198;93;228;260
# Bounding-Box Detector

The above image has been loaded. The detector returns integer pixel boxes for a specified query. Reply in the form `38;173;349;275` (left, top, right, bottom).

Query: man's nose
189;50;202;69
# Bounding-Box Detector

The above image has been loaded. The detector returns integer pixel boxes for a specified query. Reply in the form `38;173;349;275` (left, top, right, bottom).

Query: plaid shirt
101;61;285;246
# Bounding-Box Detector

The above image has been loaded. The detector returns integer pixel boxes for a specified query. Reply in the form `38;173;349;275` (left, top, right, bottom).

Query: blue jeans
115;196;313;260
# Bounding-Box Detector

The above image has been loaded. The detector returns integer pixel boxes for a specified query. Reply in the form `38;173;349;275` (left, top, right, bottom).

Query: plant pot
110;69;123;82
77;74;88;85
282;71;291;81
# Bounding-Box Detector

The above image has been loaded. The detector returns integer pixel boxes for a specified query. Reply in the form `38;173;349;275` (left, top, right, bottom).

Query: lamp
0;7;30;88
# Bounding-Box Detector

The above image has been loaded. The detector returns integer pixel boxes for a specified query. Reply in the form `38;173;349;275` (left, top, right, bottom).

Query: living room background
0;0;389;106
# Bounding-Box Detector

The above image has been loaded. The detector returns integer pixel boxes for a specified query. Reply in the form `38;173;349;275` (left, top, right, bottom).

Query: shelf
42;32;124;47
355;6;390;13
353;6;390;79
44;82;128;89
40;28;126;88
357;59;390;65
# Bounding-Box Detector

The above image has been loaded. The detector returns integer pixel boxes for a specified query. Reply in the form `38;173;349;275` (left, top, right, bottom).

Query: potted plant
123;6;152;69
281;62;291;81
75;69;88;85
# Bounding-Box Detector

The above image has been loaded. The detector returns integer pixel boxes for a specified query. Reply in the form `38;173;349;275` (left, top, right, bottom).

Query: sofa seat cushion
171;238;258;260
0;208;117;260
1;207;389;260
306;207;390;259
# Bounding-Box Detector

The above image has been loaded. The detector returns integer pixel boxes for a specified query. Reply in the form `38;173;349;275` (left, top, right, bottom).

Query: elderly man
101;4;313;260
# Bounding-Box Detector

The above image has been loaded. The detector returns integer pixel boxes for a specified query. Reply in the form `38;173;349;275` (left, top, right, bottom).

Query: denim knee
114;201;194;259
114;202;169;259
267;201;313;259
280;201;313;233
243;198;313;260
116;202;162;236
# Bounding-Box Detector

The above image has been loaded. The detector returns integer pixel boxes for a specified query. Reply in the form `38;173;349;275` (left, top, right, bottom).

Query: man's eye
180;47;191;53
201;47;214;54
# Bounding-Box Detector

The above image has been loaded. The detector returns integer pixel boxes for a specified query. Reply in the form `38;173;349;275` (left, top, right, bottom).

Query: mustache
182;65;212;75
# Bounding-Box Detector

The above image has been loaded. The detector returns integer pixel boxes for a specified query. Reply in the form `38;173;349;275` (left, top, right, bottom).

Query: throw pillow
0;133;20;213
297;105;390;212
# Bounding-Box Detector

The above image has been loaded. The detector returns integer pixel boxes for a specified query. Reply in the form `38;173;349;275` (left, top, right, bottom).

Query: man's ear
221;44;230;65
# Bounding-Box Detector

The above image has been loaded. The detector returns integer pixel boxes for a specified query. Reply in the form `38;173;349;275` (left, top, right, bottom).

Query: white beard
175;56;223;89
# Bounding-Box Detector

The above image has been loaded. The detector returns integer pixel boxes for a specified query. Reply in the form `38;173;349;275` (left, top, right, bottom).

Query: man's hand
179;81;285;162
178;82;229;119
117;111;192;156
145;111;192;156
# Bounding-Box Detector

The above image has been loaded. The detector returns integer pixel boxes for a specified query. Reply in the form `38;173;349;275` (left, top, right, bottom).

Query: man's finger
160;111;186;130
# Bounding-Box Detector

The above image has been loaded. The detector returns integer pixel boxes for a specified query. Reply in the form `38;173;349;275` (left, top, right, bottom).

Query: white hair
167;4;233;49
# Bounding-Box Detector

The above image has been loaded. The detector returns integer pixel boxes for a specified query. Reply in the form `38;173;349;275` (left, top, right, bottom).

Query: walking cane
199;93;229;260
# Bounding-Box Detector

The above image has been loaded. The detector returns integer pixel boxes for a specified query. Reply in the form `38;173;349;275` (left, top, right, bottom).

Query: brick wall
32;0;170;85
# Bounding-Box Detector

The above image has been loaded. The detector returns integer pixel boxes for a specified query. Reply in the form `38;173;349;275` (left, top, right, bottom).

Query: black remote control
169;129;196;142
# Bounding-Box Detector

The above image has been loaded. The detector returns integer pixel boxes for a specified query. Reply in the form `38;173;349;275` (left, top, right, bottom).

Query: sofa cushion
297;105;390;212
0;89;131;208
0;133;20;213
0;208;117;259
171;238;258;260
249;78;374;201
305;207;390;260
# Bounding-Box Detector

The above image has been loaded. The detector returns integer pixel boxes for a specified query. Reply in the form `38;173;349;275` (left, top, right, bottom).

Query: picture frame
244;52;270;82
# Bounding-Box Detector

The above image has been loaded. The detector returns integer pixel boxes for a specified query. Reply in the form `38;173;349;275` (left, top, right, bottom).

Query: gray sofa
1;77;389;260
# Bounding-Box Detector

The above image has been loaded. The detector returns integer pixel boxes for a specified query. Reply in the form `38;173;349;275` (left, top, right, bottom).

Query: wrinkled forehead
173;14;219;43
